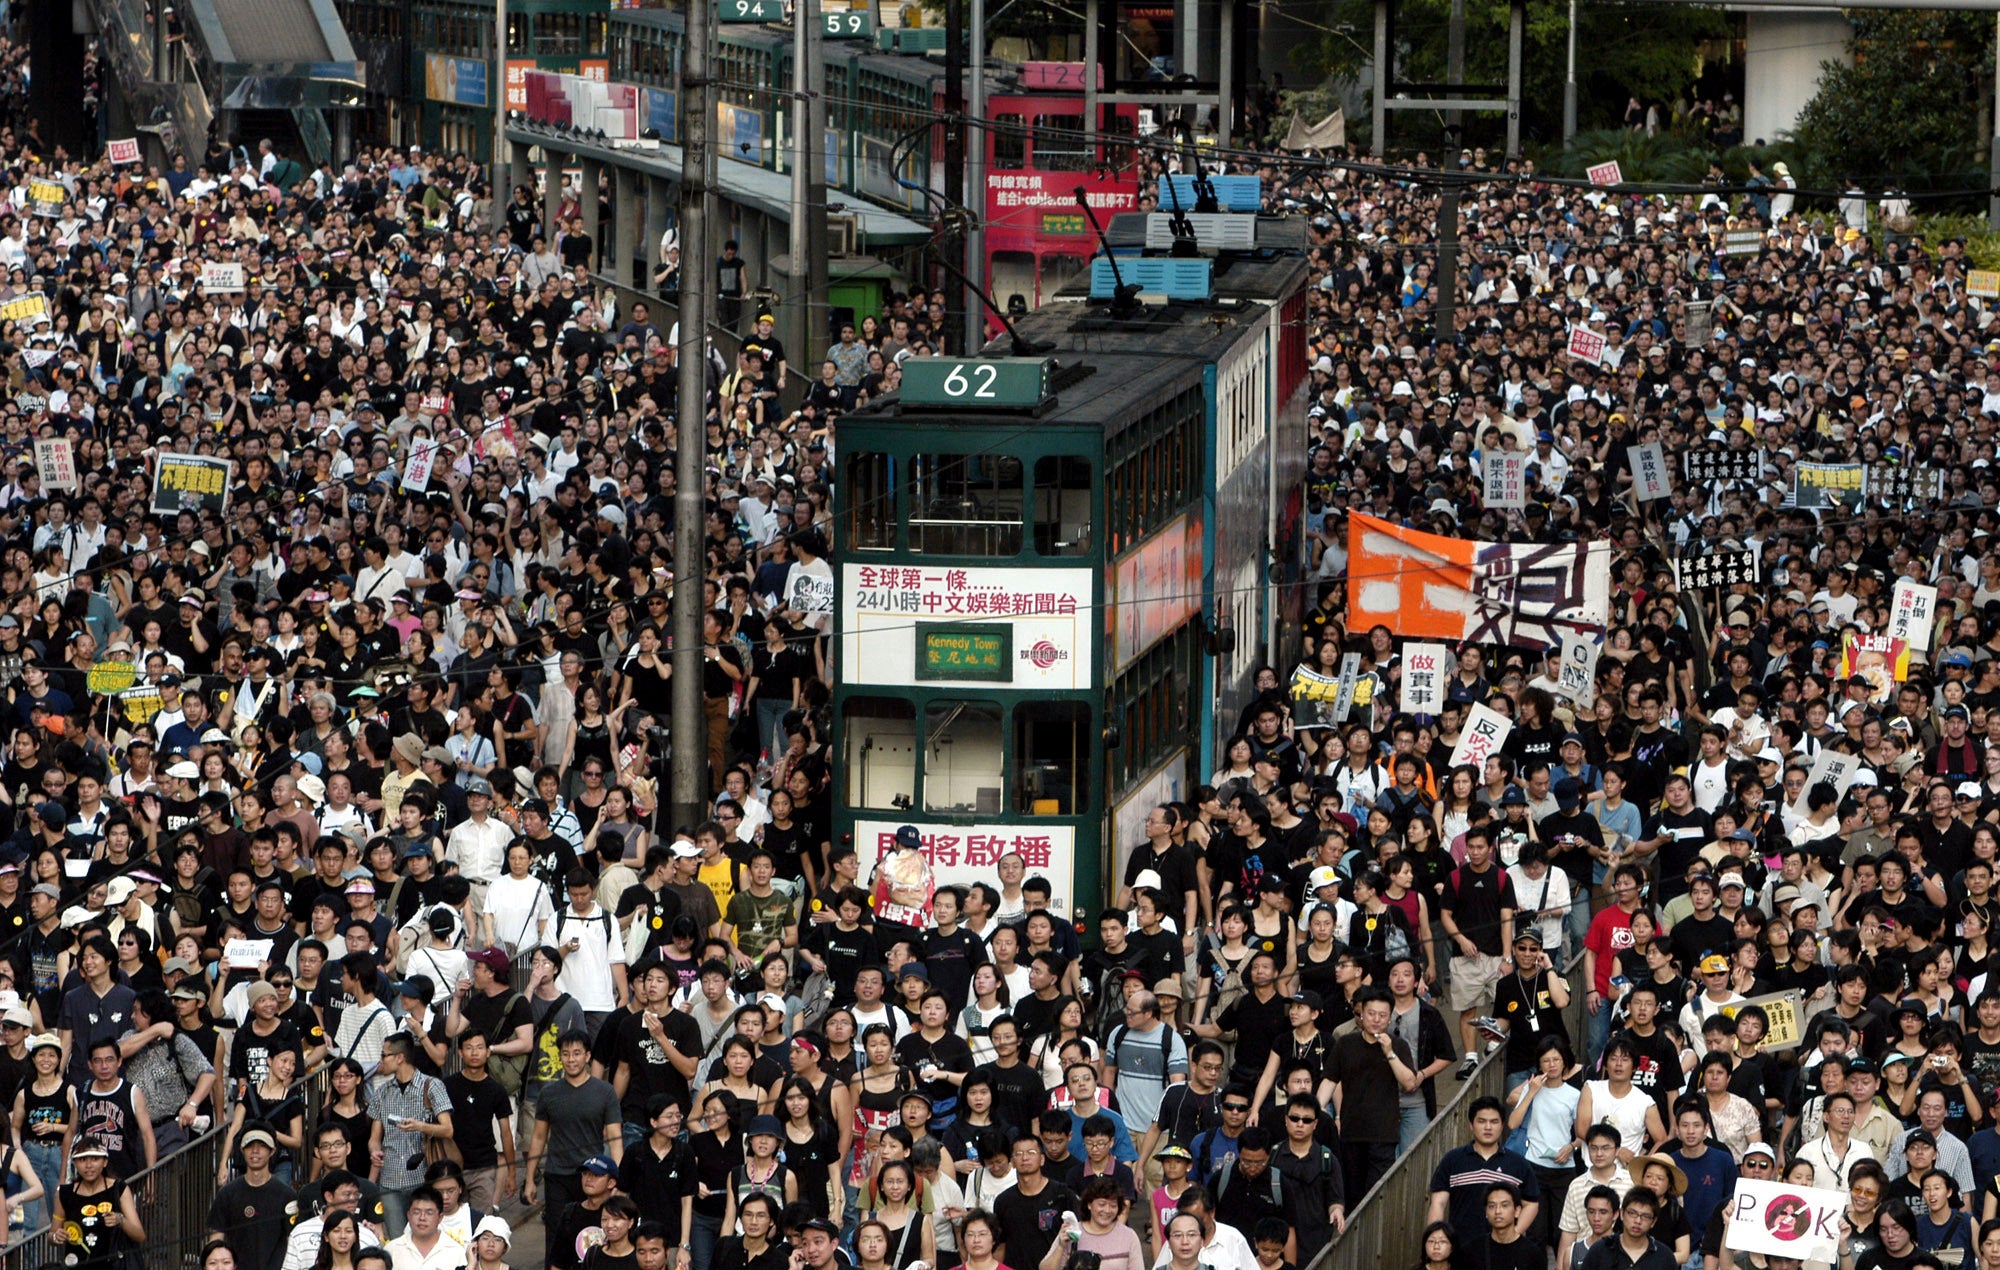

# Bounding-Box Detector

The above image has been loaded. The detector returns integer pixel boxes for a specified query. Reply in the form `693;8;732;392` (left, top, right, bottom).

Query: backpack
482;991;529;1097
532;993;574;1086
1213;1154;1284;1210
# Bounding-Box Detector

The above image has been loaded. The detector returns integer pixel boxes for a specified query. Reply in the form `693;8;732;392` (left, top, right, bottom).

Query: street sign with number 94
719;0;784;21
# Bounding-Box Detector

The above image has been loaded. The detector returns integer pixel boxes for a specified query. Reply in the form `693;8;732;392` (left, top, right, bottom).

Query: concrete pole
790;2;811;310
966;0;986;344
805;0;828;357
494;0;507;228
541;147;563;241
1991;11;2000;230
1506;0;1523;156
1445;0;1464;134
944;0;966;349
1563;0;1578;144
581;158;603;272
614;167;639;288
1371;0;1387;157
672;0;716;824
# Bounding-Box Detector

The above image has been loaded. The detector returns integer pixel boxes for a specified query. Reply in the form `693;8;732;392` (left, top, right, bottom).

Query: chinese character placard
150;453;233;516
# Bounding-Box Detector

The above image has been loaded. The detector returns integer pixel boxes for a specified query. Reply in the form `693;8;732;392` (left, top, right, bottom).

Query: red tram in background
982;62;1142;325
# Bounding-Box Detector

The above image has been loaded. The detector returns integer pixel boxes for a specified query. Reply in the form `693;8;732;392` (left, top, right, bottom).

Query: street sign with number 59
822;10;873;36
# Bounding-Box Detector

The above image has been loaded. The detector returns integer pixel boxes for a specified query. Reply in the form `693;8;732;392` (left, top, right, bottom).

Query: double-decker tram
832;190;1310;915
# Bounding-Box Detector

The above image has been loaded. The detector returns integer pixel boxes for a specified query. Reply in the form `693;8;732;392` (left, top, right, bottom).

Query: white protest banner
1483;451;1527;509
1628;442;1671;501
1789;750;1860;819
1401;642;1449;715
787;567;834;613
1972;270;2000;299
199;261;246;293
1721;990;1808;1051
1586;160;1623;186
1566;326;1606;365
106;138;140;165
1557;633;1599;709
33;438;75;492
1448;702;1514;770
1889;578;1939;652
224;938;274;970
401;438;439;493
1724;1178;1846;1262
1332;651;1361;722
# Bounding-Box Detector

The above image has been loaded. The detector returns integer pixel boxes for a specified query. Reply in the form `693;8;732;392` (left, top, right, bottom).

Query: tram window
1039;253;1089;305
1034;115;1090;171
846;451;896;551
1033;456;1092;556
843;698;916;811
993;115;1026;171
1015;702;1088;815
924;703;1005;815
909;453;1023;556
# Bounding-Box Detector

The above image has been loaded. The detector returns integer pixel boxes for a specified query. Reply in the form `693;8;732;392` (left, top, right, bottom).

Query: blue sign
645;87;678;142
425;54;488;108
719;102;764;161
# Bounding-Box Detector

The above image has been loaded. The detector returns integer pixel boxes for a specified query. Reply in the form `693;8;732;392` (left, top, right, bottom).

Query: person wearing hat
208;1118;296;1270
52;1134;145;1266
383;733;433;825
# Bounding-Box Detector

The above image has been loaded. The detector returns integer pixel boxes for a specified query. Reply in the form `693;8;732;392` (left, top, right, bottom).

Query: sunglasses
1222;1103;1250;1112
1286;1115;1316;1124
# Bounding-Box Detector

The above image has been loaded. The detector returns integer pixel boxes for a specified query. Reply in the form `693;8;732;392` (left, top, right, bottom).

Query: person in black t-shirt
444;1033;517;1209
993;1136;1079;1270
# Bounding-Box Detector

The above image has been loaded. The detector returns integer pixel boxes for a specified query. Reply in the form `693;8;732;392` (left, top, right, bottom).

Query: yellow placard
1721;989;1804;1051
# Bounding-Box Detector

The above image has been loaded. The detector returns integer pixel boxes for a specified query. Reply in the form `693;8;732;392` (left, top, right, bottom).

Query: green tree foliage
1307;0;1729;149
1788;11;1990;190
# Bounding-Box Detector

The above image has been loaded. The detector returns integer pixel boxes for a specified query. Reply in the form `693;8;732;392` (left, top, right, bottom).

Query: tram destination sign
916;624;1014;681
900;357;1055;410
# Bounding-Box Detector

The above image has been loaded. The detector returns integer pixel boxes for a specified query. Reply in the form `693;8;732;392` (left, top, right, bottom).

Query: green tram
831;206;1311;918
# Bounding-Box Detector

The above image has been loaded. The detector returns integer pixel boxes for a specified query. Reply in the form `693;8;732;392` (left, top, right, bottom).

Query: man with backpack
551;867;628;1038
1103;989;1188;1145
1210;1127;1297;1266
1273;1094;1347;1265
446;948;533;1096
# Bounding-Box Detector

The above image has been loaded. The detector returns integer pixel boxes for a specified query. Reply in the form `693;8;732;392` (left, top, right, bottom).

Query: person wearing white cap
53;1135;145;1263
470;1215;512;1270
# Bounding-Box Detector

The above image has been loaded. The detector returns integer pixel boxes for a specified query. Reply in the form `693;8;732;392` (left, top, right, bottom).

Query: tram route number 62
900;357;1055;410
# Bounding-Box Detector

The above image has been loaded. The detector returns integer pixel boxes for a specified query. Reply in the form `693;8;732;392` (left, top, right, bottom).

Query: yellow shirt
699;854;737;916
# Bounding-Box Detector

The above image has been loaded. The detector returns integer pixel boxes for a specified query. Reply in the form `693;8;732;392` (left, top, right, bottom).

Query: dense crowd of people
7;9;2000;1270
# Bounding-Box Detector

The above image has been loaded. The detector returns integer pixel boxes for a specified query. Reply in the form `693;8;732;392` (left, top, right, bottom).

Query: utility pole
493;0;508;230
1991;10;2000;230
790;0;814;348
1435;176;1460;343
965;0;986;345
671;0;715;827
1445;0;1465;136
944;0;966;351
805;0;828;358
790;0;829;357
1563;0;1578;144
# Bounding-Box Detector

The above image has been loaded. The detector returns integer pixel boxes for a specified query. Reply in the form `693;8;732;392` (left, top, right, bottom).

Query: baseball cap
0;1007;31;1028
1307;866;1340;891
1156;1144;1195;1161
1908;1129;1939;1148
1698;954;1730;975
1742;1143;1777;1163
239;1128;277;1152
581;1155;619;1178
670;839;700;859
467;947;511;976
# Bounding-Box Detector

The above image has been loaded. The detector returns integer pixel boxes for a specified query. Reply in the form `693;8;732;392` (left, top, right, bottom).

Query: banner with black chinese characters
1863;464;1945;506
1682;449;1761;483
1346;513;1611;649
150;453;233;516
1291;658;1374;729
1672;549;1760;591
1399;642;1450;715
1785;462;1864;511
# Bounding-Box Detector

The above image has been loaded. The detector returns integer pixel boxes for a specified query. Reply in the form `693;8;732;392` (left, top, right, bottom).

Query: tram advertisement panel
841;564;1094;691
855;818;1079;914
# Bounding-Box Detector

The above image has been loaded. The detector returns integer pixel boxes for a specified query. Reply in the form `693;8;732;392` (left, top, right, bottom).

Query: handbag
421;1079;464;1167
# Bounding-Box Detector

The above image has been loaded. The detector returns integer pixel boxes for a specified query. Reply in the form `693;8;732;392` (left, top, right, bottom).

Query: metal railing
11;1120;227;1268
1311;949;1591;1270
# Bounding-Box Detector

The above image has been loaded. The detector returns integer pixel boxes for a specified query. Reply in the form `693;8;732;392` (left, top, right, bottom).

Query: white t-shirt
552;901;626;1011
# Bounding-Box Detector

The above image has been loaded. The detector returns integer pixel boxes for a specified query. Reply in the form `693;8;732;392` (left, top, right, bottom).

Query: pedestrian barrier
1310;950;1590;1270
13;1121;226;1270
